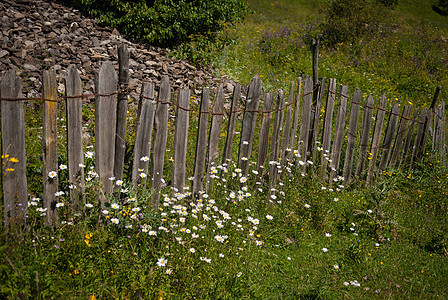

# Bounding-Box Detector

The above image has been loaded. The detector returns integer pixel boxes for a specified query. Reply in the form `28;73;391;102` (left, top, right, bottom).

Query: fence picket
95;61;118;204
172;89;190;193
238;75;262;175
1;70;28;226
329;85;348;183
151;76;170;203
65;65;84;210
321;78;336;174
269;89;285;189
280;83;293;165
42;70;59;226
379;103;400;171
410;108;427;168
389;105;413;168
310;77;326;161
256;91;274;177
297;76;313;169
193;87;210;196
222;83;240;165
401;107;418;166
132;82;155;187
342;88;362;183
288;78;302;162
205;85;225;191
366;94;387;184
355;95;374;177
114;44;130;181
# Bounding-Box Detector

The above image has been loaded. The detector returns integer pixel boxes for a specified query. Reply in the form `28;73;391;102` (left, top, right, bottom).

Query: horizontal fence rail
1;44;446;226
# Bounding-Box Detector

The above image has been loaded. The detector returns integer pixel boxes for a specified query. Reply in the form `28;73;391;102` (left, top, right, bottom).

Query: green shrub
66;0;249;48
320;0;392;47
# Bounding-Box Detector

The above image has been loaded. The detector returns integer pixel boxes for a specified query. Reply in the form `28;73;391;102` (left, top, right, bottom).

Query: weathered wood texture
238;75;262;175
42;70;59;226
151;76;170;203
329;85;348;182
1;70;28;225
288;78;302;162
172;89;190;192
132;82;155;187
321;78;336;174
355;95;375;177
342;88;362;183
269;89;285;189
95;61;118;204
379;103;400;171
389;105;413;168
297;76;313;168
410;108;428;168
65;65;84;209
280;83;293;165
193;87;210;196
222;83;240;165
205;85;225;191
256;91;274;176
366;94;387;184
114;44;130;181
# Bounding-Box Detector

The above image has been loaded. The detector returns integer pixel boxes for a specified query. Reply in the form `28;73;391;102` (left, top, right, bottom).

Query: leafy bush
66;0;249;48
433;0;448;16
320;0;392;47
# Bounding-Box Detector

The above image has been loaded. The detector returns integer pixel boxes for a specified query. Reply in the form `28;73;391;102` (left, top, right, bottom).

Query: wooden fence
1;44;446;226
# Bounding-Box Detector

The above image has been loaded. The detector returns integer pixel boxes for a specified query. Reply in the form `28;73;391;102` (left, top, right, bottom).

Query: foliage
65;0;249;49
319;0;392;47
433;0;448;16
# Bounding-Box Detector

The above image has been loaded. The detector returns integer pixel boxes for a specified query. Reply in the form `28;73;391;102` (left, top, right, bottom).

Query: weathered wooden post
172;88;190;193
114;44;130;181
205;85;225;191
95;61;118;205
222;83;240;165
42;70;59;226
65;65;85;210
256;91;274;177
132;82;156;187
238;75;262;175
193;87;210;196
151;76;170;204
1;70;28;226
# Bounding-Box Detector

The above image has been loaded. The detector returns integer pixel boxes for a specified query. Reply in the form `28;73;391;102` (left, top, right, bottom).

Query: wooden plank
280;83;293;165
205;85;225;191
256;91;274;176
132;82;155;187
355;95;374;177
192;87;210;196
400;107;418;167
288;78;302;162
95;61;118;204
297;76;313;167
389;105;413;168
172;88;190;192
321;78;336;174
438;101;446;160
310;77;326;161
342;88;362;183
329;85;348;183
366;94;387;184
0;70;27;226
269;89;285;189
65;64;84;210
410;108;427;168
420;108;433;156
238;75;262;175
42;70;59;226
151;76;170;203
379;103;400;171
222;83;240;165
114;44;130;181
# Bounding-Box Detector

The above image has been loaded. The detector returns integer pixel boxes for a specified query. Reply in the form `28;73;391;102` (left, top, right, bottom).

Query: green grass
1;0;448;299
204;0;448;106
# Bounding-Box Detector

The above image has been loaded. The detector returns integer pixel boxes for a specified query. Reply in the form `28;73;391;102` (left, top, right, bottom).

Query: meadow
1;0;448;299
